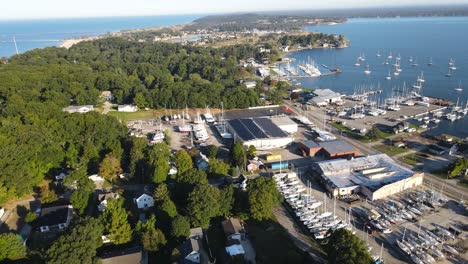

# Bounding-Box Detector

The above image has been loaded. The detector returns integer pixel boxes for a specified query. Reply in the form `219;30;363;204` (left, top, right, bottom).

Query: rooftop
319;140;357;155
37;204;72;227
221;217;243;236
227;117;289;141
313;153;415;189
100;246;144;264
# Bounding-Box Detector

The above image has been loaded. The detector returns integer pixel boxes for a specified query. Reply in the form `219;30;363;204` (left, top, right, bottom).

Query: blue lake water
284;17;468;138
0;15;202;57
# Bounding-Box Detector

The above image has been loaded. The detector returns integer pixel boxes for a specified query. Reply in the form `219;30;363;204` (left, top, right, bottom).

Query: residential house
134;194;154;209
62;105;94;114
0;207;4;219
221;218;246;258
98;192;120;212
178;227;210;264
37;203;73;232
100;91;114;101
100;246;147;264
118;104;138;112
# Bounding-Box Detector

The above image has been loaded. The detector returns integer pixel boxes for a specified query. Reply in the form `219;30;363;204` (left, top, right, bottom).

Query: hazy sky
3;0;468;20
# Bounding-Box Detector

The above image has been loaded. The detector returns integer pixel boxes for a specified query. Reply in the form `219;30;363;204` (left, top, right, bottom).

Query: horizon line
2;3;468;22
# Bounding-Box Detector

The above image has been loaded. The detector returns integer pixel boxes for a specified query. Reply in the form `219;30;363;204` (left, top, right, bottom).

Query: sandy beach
60;37;98;49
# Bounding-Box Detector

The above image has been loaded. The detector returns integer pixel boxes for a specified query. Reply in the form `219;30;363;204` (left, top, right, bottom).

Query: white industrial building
118;104;138;112
311;153;424;200
308;89;342;106
271;116;298;134
226;118;293;150
62;105;94;113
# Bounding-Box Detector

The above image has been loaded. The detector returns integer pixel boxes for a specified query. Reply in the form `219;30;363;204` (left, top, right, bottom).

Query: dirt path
273;206;326;263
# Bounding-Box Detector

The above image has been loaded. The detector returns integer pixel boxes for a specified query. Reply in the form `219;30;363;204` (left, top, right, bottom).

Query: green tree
187;184;220;228
206;145;218;159
175;149;193;175
98;154;122;183
25;211;37;223
135;215;167;252
129;137;148;179
208;158;230;178
64;167;95;192
153;183;170;202
100;199;132;245
160;198;178;218
0;233;25;261
219;185;234;217
39;186;58;204
171;215;191;239
247;145;256;158
326;229;373;264
46;217;103;264
70;189;91;214
133;92;147;108
449;158;468;178
152;157;170;183
247;177;282;221
232;142;246;169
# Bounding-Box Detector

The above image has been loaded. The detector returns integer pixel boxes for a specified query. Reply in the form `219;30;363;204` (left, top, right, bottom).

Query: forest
0;37;267;204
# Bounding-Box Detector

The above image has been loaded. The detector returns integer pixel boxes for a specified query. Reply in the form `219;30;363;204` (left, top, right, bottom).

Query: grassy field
398;152;428;166
373;144;409;156
107;110;158;122
331;122;391;142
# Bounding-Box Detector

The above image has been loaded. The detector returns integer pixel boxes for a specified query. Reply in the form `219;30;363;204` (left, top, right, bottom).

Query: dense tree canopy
187;184;220;228
175;149;193;175
0;233;26;261
326;229;373;264
46;217;103;264
247;177;282;221
100;199;132;245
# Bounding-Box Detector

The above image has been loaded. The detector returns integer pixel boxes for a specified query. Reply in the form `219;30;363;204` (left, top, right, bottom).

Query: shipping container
271;162;288;170
266;154;282;161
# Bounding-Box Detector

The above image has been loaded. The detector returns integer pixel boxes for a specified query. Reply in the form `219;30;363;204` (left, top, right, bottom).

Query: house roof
319;140;357;155
221;218;242;236
135;193;152;202
225;244;245;256
100;246;143;264
37;204;72;227
301;140;321;149
98;192;119;202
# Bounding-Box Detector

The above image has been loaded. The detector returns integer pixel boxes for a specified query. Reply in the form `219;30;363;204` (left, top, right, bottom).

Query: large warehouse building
226;118;294;150
310;153;424;200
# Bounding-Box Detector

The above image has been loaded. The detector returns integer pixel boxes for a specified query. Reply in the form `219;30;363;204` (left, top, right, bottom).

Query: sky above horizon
3;0;468;20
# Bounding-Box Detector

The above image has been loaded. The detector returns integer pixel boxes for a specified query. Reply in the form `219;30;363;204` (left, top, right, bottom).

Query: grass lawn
331;122;391;142
246;217;314;264
398;152;428;166
373;144;409;156
107;110;157;122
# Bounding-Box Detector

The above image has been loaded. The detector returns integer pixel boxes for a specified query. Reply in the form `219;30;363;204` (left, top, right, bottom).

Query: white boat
448;58;457;70
408;56;413;62
417;72;425;82
455;81;463;92
445;68;452;77
388;52;393;59
386;71;391;80
354;58;361;67
376;50;381;57
364;64;371;75
428;57;433;66
442;244;459;255
397;240;411;255
410;254;424;264
203;106;215;123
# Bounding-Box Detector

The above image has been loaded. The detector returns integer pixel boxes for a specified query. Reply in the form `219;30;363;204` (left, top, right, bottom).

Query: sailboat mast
13;36;19;55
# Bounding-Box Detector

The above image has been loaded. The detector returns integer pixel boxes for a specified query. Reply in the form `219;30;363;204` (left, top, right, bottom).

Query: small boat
397;240;411;255
430;247;445;259
408;56;413;62
393;71;400;76
388;52;393;59
445;69;452;77
442;244;459;255
448;58;457;70
455;81;463;92
376;50;381;57
428;57;433;66
354;57;361;66
364;64;371;74
410;254;424;264
417;72;425;82
386;71;391;80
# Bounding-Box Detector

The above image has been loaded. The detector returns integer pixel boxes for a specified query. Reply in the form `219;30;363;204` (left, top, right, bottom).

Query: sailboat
428;57;433;66
178;107;192;132
388;52;393;59
408;56;413;62
455;81;463;92
354;58;361;67
417;72;425;83
449;58;457;70
383;58;389;65
364;64;371;75
376;50;381;57
386;71;392;80
445;68;452;77
411;58;418;66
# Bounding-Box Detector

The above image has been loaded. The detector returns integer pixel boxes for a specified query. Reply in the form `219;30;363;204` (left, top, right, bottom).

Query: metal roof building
299;140;358;158
310;153;424;200
226;118;293;150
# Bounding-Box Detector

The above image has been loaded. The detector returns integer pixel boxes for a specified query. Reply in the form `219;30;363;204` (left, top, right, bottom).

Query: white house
0;207;5;219
134;194;154;209
118;104;138;112
62;105;94;114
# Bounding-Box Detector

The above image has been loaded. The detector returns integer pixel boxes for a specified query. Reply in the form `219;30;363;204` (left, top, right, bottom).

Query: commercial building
307;89;342;106
310;153;424;200
226;118;293;150
299;140;359;159
270;116;298;134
